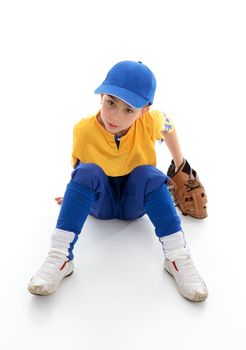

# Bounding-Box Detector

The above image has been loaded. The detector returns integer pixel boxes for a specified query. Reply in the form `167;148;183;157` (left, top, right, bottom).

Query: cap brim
94;84;148;109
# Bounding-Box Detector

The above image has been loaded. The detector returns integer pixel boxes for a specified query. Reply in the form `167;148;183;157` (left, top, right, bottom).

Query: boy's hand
167;159;207;219
55;197;63;205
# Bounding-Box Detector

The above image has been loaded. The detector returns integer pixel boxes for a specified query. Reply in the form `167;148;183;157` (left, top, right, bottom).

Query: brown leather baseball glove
167;159;208;219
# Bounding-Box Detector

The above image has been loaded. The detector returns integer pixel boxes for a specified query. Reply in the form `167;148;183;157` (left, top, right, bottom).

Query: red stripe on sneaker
172;261;179;272
60;261;67;271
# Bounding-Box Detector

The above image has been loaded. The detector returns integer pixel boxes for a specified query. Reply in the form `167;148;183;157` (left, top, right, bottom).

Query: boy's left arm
161;125;208;219
162;128;184;170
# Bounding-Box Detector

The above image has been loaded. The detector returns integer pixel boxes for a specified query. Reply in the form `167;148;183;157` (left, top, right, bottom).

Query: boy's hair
95;60;156;109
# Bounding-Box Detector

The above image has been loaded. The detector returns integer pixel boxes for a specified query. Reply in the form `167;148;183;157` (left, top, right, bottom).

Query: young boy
28;60;208;302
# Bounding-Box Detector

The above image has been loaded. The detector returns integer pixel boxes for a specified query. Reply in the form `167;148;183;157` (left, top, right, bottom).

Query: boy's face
98;94;149;136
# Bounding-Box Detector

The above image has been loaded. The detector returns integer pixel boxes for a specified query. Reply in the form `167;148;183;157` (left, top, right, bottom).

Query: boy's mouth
108;122;119;128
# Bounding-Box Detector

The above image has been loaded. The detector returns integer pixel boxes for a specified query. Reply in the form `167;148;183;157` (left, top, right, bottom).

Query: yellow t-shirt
72;110;174;176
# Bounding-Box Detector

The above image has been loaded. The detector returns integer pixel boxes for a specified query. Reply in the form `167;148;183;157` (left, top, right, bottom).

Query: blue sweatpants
56;163;182;259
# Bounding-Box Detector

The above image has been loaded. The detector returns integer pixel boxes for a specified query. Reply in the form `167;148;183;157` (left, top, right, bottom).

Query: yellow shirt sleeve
161;112;174;135
71;118;86;167
71;122;79;167
149;110;174;141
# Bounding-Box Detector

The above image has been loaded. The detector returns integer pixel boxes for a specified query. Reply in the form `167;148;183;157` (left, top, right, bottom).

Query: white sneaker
164;257;208;302
28;255;74;296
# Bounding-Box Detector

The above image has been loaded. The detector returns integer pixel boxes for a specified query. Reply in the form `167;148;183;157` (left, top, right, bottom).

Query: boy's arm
162;128;184;171
162;125;208;219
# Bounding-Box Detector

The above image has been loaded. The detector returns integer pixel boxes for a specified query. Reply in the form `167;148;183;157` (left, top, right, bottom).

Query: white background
0;0;245;349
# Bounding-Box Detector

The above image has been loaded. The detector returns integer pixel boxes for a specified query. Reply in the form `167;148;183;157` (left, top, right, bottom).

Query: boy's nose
109;113;120;125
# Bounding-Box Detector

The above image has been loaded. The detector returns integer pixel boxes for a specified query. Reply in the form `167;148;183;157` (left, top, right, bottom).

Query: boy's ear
141;105;150;114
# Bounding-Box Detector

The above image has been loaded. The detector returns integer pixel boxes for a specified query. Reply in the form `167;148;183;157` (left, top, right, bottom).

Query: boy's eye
126;108;134;114
107;99;115;106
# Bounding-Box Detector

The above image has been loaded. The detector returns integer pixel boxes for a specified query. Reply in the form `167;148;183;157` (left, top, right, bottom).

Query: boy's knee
71;163;107;191
130;165;157;178
128;165;169;197
130;165;168;184
131;165;166;179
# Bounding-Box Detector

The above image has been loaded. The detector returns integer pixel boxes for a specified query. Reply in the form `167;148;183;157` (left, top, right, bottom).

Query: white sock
159;231;190;261
48;228;75;260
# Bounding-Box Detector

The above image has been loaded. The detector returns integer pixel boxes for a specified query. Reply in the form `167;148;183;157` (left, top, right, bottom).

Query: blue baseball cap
94;60;156;108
